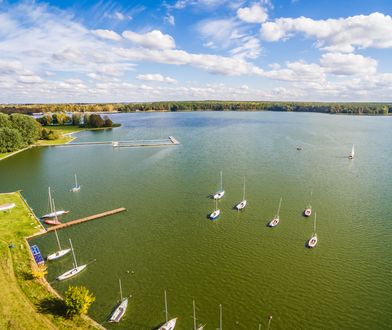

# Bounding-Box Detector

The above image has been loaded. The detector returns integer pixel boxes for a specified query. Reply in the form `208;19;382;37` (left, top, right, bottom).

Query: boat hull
47;248;71;261
236;200;247;210
268;217;279;227
42;210;69;218
209;209;221;220
44;219;61;225
109;298;128;322
307;235;318;248
159;318;177;330
213;190;225;199
71;186;81;192
303;208;312;217
57;265;87;281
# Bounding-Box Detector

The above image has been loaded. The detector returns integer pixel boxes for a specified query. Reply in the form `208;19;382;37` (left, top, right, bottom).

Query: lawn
0;192;98;329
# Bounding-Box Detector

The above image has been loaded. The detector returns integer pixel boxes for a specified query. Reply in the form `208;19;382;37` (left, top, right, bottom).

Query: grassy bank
0;192;98;329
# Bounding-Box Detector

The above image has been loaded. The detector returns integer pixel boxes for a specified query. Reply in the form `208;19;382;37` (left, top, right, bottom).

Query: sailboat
235;177;247;210
47;229;71;260
218;304;222;330
268;197;282;227
44;199;62;226
57;239;87;280
307;213;318;248
213;171;225;200
159;290;177;330
41;187;69;219
70;174;81;192
209;199;221;220
303;190;312;217
109;279;129;323
193;300;204;330
348;144;355;159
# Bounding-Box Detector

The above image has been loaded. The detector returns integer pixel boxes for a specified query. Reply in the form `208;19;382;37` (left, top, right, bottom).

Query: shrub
64;286;95;318
0;127;24;152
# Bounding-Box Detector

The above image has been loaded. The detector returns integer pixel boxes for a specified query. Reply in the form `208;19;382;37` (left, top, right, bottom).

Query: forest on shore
0;101;391;115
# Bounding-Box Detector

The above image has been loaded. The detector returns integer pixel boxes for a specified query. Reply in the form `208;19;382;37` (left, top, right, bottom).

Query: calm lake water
1;112;392;329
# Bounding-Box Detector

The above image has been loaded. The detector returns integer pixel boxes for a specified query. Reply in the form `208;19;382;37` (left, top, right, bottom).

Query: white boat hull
47;248;71;261
57;264;87;281
109;298;128;322
209;209;221;220
236;200;247;210
268;217;279;227
303;208;311;217
308;234;318;248
159;318;177;330
42;210;68;218
71;186;81;192
0;203;16;211
213;190;225;199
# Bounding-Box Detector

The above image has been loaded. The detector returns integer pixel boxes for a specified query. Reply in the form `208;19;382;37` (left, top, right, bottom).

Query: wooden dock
46;207;126;232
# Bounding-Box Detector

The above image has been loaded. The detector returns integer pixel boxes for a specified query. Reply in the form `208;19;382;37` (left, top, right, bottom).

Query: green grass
42;126;87;135
0;192;98;329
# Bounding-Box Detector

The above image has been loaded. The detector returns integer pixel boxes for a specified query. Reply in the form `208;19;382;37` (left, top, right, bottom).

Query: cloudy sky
1;0;392;103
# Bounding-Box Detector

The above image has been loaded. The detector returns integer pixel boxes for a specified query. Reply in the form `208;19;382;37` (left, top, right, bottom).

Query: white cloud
104;11;132;21
92;29;122;41
230;37;261;59
237;3;268;24
164;14;175;26
122;30;176;50
137;74;177;83
260;12;392;52
320;53;378;76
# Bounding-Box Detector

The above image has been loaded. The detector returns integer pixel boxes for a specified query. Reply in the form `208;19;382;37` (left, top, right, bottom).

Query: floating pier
42;136;180;148
46;207;126;232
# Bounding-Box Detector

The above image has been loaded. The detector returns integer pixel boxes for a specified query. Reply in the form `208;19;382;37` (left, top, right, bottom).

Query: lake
1;111;391;329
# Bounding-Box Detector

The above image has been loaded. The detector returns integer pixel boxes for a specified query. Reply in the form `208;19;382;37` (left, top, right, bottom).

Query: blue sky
1;0;392;103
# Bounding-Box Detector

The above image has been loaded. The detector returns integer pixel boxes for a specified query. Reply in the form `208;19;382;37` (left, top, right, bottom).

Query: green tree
9;113;41;145
0;113;11;128
64;286;95;318
89;114;104;128
103;116;113;127
72;112;82;126
0;127;24;152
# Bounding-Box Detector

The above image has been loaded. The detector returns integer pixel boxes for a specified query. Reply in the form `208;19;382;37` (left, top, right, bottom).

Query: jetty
46;207;126;232
40;136;180;148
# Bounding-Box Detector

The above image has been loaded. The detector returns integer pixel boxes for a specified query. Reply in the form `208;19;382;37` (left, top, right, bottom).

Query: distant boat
235;177;247;210
158;290;177;330
297;146;303;151
213;171;225;200
268;197;282;227
303;190;312;217
0;203;16;212
209;199;221;220
109;279;129;323
307;213;318;248
70;174;81;192
348;144;355;159
193;300;204;330
47;229;71;261
112;141;119;147
42;187;68;219
57;239;87;281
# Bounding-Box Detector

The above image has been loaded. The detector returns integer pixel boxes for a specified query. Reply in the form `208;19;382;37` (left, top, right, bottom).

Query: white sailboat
303;190;312;217
70;174;81;192
348;144;355;159
109;279;129;323
41;187;69;219
268;197;282;227
44;198;62;226
47;229;71;261
193;300;204;330
213;171;225;200
159;290;177;330
307;213;318;248
209;199;221;220
57;239;87;281
235;177;247;210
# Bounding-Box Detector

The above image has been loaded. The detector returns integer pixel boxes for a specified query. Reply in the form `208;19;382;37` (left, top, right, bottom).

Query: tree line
1;101;391;115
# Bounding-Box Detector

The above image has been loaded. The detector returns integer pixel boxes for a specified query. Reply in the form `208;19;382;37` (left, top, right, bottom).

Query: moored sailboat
44;198;62;226
42;187;69;219
235;177;247;210
213;171;225;200
159;290;177;330
303;190;312;217
268;197;282;227
209;199;221;220
307;213;318;248
47;229;71;261
109;279;129;323
348;144;355;159
57;239;87;280
193;300;204;330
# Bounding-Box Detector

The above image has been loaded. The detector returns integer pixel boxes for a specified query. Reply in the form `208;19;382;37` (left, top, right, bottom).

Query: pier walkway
46;207;126;232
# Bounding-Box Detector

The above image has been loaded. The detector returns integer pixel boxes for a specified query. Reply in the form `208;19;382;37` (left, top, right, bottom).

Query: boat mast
215;199;218;211
48;187;53;213
314;213;317;234
193;300;197;330
74;174;78;187
267;316;273;330
119;279;123;301
69;239;78;268
220;171;223;191
164;290;168;323
52;198;59;224
243;177;246;200
54;229;61;250
277;197;283;217
219;304;222;330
